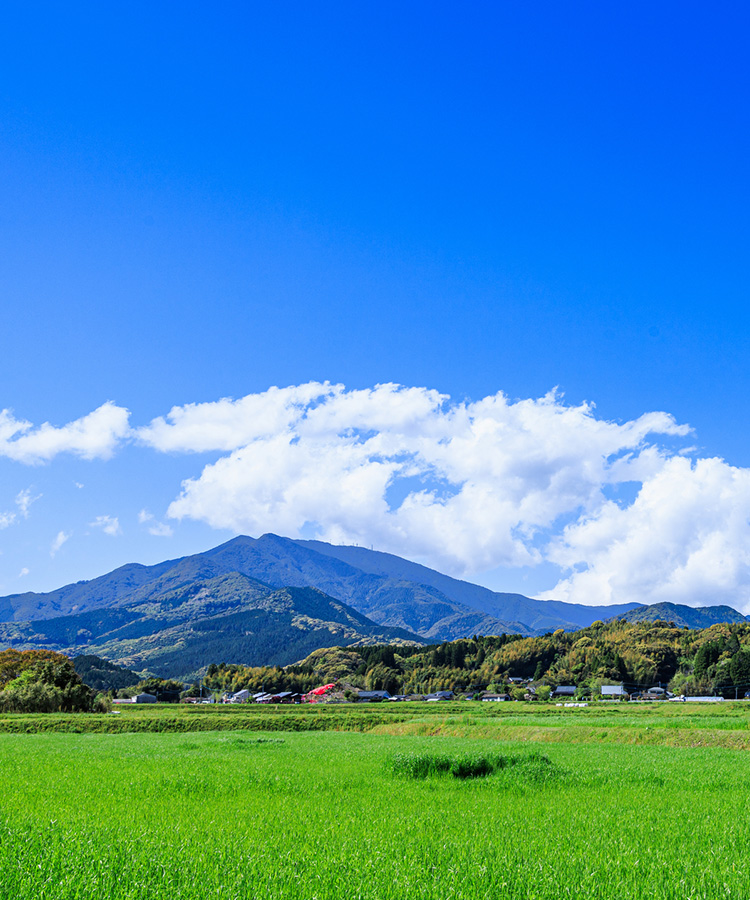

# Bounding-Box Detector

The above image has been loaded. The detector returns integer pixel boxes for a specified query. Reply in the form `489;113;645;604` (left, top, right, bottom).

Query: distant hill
72;655;141;692
0;574;422;679
0;533;646;646
610;602;748;629
0;558;182;623
0;535;645;639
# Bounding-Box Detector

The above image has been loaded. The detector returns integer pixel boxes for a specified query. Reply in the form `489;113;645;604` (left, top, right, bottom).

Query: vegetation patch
390;748;555;781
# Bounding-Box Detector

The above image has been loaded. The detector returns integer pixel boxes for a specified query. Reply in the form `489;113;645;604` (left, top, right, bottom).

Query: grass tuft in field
389;748;556;781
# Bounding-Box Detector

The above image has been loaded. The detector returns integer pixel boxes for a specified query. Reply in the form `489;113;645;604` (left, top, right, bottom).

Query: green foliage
0;653;98;712
0;648;73;688
729;649;750;687
200;621;750;698
73;655;140;693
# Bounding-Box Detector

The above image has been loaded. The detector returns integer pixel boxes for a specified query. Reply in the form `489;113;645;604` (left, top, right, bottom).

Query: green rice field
2;702;750;899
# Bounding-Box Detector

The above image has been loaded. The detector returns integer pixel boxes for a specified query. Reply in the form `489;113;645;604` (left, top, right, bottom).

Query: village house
551;685;576;699
600;685;628;700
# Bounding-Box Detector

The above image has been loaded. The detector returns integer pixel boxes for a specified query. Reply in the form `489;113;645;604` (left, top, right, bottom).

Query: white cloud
540;456;750;610
50;531;70;557
148;521;173;537
0;488;41;531
136;383;337;453
18;567;29;578
12;383;750;611
138;509;173;537
15;488;40;518
0;402;129;464
160;383;693;579
91;515;122;537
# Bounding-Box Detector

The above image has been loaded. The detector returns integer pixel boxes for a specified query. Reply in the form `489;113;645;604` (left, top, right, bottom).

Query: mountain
0;535;533;640
0;533;645;641
1;534;745;678
0;558;180;623
294;538;642;631
610;602;748;629
0;573;421;679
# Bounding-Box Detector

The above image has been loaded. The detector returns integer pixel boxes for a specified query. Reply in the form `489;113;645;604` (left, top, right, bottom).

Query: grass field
2;703;750;898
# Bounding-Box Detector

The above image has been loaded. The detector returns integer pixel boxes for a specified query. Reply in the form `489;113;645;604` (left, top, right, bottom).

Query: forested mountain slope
0;575;421;679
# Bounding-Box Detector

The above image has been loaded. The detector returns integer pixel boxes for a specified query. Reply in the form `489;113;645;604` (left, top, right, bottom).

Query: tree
0;655;102;713
694;642;722;679
0;649;71;688
365;664;401;695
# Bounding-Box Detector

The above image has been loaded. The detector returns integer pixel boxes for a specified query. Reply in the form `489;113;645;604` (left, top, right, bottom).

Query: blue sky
2;3;750;608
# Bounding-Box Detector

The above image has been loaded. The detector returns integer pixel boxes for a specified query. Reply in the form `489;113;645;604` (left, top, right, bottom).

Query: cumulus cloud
50;531;70;557
90;515;122;537
11;383;750;610
0;402;129;464
136;383;337;453
18;567;29;578
540;456;750;609
155;383;694;581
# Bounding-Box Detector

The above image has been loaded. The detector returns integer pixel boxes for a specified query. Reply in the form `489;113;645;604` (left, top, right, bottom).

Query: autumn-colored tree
0;649;71;688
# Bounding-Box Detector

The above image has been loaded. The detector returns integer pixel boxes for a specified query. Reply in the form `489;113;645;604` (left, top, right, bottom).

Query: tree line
202;620;750;698
7;619;750;708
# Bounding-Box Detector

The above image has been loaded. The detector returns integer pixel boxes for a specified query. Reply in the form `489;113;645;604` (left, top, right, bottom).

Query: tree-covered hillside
203;620;750;698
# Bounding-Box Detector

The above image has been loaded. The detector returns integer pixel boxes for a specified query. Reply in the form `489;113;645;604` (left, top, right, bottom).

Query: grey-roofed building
551;685;576;698
356;690;391;702
601;685;628;699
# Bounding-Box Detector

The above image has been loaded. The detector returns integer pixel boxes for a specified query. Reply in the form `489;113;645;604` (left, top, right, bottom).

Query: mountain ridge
0;574;422;679
609;602;748;629
2;534;747;661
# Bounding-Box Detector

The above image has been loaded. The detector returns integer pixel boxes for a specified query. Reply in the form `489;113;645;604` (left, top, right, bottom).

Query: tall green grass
390;748;556;780
1;730;749;898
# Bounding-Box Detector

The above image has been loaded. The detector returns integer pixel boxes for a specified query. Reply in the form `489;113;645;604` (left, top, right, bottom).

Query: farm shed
134;693;157;703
